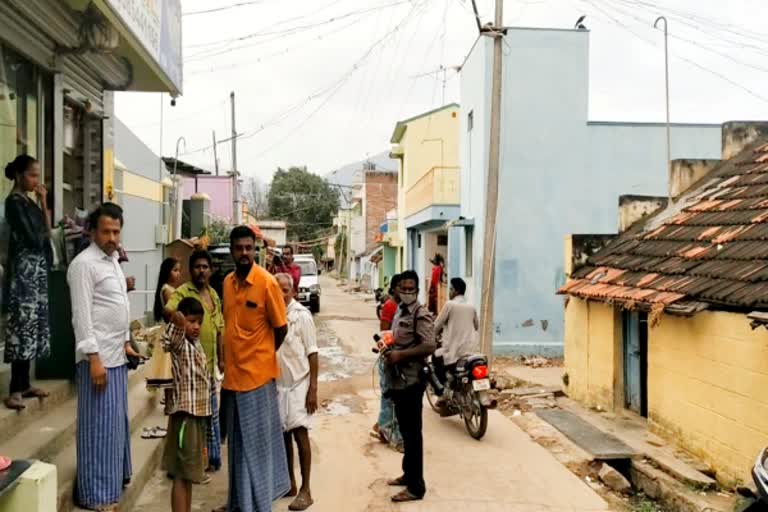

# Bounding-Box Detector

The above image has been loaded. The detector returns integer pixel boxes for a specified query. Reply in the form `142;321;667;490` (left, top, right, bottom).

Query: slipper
288;493;314;511
387;476;406;486
391;489;423;502
4;396;25;410
369;430;388;443
196;475;212;485
22;387;50;399
0;456;11;472
141;427;166;439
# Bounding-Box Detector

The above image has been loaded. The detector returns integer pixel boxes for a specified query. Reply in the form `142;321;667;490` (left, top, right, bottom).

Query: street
136;276;609;511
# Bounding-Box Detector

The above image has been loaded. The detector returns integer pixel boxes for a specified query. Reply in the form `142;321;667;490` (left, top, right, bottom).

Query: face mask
400;292;417;305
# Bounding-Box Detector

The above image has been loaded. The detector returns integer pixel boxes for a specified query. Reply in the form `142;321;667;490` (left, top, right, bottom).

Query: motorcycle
423;353;496;440
752;447;768;504
374;287;387;319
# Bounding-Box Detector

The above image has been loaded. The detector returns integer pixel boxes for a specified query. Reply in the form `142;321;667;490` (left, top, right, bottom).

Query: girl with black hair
146;257;181;391
3;154;52;410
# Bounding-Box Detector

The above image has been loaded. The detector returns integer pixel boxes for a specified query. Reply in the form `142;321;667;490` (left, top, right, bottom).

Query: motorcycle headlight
309;284;320;293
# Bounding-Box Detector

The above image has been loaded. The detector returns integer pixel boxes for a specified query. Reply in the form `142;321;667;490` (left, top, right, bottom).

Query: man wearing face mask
383;270;436;503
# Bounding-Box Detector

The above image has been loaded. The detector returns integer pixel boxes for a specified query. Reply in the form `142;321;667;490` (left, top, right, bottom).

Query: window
437;234;448;246
297;259;317;276
467;110;474;132
465;228;473;277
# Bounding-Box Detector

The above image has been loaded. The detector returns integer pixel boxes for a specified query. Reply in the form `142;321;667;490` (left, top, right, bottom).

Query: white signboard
105;0;183;93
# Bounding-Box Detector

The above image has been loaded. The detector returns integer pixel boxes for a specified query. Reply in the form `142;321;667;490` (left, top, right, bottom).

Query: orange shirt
222;263;288;392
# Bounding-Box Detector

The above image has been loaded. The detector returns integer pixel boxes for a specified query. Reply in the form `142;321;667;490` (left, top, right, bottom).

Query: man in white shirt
68;203;139;511
275;273;318;511
434;278;479;384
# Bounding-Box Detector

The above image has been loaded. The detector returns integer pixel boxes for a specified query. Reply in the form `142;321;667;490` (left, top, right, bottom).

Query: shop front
0;0;182;377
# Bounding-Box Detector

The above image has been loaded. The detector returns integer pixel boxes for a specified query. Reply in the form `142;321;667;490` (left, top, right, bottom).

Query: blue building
450;27;722;356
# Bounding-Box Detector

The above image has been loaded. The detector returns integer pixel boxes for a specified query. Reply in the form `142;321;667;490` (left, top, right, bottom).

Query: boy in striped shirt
163;297;212;512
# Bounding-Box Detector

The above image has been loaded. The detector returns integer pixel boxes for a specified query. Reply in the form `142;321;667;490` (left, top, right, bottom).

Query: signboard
104;0;183;93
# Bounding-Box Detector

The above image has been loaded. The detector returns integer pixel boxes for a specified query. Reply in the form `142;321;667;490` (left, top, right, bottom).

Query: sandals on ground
141;426;167;439
22;387;50;398
391;489;423;502
4;396;25;410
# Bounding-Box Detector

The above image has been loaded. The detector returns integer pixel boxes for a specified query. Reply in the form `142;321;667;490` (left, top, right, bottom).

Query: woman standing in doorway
428;254;445;315
3;155;52;410
147;257;181;392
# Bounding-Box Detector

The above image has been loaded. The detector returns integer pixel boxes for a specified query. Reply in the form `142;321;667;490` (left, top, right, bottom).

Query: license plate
299;294;309;301
472;379;491;391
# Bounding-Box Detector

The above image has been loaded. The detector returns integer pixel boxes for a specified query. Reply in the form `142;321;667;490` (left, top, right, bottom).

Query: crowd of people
67;218;321;512
2;153;479;511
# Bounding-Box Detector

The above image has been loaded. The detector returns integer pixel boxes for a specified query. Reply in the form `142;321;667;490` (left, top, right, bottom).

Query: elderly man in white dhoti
274;273;319;511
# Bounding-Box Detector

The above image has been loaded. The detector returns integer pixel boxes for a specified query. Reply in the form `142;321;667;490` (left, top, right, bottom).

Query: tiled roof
559;139;768;311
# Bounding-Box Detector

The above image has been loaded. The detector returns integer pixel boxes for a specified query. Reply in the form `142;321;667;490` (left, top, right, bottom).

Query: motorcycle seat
456;354;487;369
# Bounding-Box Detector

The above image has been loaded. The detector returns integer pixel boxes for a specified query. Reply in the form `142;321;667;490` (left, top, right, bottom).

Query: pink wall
182;176;234;222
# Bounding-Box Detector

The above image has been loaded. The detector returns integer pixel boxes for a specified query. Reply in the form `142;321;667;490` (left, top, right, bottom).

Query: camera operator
383;270;436;503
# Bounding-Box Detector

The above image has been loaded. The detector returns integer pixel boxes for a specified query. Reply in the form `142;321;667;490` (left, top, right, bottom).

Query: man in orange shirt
216;226;290;512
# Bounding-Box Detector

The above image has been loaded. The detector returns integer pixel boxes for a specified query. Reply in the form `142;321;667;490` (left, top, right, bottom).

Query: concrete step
0;363;149;449
0;379;73;446
55;380;162;512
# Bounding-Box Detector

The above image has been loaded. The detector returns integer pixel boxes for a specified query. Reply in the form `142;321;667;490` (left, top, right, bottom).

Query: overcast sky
115;0;768;183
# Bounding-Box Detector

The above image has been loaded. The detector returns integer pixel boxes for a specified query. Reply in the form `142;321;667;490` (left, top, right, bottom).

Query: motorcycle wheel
425;383;442;414
463;394;488;440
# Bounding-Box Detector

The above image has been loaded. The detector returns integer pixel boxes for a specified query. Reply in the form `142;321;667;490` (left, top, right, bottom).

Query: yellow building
559;123;768;486
389;104;460;299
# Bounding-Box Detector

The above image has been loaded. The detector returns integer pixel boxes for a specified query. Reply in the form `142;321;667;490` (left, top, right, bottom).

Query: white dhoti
277;378;312;432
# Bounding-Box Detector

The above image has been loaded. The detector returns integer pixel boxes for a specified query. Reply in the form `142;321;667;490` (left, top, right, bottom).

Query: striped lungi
224;380;290;512
207;378;222;471
75;362;132;509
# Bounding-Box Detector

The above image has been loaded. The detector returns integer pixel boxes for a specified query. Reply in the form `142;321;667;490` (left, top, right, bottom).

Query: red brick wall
364;172;398;252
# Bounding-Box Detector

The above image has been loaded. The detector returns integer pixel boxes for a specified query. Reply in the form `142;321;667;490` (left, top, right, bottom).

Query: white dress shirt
434;295;479;365
68;243;131;368
277;300;318;388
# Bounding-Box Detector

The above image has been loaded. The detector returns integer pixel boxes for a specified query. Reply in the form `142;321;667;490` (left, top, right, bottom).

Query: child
162;297;212;512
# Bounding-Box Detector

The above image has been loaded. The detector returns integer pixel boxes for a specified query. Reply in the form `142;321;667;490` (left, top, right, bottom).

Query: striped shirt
164;323;212;417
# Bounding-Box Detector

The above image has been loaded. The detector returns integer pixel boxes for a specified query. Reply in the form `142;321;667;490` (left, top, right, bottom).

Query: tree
244;177;269;219
267;166;339;242
207;218;230;245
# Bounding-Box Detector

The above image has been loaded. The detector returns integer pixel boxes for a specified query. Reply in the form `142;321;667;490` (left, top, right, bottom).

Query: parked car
208;245;234;300
295;255;321;313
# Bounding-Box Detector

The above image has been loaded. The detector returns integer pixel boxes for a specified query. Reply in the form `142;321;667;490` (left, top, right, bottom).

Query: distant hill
325;151;398;209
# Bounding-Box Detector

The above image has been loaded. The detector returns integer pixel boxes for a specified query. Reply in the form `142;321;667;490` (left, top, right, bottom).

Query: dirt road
136;276;608;511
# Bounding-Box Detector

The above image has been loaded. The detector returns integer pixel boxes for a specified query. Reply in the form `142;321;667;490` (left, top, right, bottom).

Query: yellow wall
564;298;622;412
565;299;768;485
405;166;460;217
117;166;164;203
394;105;461;245
648;311;768;485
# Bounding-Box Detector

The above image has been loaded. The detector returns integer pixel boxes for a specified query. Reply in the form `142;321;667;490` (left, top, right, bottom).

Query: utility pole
655;16;671;202
479;0;504;360
230;91;241;224
212;130;220;176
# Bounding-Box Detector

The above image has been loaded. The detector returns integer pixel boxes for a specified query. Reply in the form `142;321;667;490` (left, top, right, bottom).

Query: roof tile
562;137;768;309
